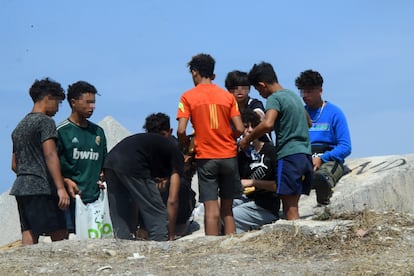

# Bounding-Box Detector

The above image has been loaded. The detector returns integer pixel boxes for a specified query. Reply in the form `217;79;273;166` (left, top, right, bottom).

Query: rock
0;190;20;246
97;115;132;150
298;154;414;218
332;155;414;214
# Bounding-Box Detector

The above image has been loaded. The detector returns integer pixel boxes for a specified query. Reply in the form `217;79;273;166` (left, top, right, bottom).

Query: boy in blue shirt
295;70;352;205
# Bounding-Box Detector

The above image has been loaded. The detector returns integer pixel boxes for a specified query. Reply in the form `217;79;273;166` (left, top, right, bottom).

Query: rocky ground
1;209;413;275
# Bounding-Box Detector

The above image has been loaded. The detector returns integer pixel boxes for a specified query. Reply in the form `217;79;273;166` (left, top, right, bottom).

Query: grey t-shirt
10;113;58;196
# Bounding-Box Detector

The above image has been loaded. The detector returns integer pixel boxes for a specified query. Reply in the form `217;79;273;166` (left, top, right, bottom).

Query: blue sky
1;0;413;193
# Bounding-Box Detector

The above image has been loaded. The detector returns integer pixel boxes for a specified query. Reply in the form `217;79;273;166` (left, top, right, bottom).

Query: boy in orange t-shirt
177;53;244;235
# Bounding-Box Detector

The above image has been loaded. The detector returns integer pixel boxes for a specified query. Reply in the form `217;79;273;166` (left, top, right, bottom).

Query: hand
57;187;70;210
238;137;249;151
312;156;323;171
155;177;168;192
64;178;80;198
99;172;105;182
97;172;106;189
241;179;254;188
97;180;106;190
184;154;193;164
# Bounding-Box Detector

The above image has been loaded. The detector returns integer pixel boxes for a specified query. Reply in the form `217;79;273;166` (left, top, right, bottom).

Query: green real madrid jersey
57;119;107;203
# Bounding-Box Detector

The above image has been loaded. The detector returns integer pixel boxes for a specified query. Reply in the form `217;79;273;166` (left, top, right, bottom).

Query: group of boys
10;53;351;245
11;79;105;245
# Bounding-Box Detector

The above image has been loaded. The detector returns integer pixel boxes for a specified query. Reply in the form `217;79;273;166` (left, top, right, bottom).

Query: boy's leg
16;197;39;245
16;195;66;245
196;159;221;236
233;201;278;233
233;194;249;207
313;161;344;205
105;169;135;239
21;230;38;245
276;154;313;220
203;199;220;235
133;179;168;241
280;195;300;220
50;229;68;241
220;198;236;234
216;157;242;235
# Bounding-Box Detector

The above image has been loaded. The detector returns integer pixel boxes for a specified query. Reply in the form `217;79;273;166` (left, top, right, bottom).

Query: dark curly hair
295;70;323;89
188;53;215;78
247;62;279;86
29;77;65;103
224;70;250;90
241;108;261;128
143;112;171;134
67;81;98;107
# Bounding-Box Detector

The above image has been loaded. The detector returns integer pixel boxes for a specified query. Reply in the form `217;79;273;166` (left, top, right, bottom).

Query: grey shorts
196;157;242;202
104;168;168;241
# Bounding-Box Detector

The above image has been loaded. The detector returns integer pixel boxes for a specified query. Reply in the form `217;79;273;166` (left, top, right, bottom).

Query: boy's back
104;133;184;178
10;77;70;245
266;89;311;159
178;83;239;159
11;113;57;196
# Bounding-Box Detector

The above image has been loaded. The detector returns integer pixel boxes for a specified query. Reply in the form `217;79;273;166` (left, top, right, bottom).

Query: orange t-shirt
177;83;240;159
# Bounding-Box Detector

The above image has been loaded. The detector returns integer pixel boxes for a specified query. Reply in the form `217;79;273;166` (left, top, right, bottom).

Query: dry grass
1;210;413;275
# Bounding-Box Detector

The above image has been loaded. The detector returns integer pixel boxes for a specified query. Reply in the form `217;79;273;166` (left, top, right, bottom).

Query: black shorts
15;195;67;236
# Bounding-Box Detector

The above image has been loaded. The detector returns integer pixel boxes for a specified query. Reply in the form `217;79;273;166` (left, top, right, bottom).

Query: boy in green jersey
57;81;107;233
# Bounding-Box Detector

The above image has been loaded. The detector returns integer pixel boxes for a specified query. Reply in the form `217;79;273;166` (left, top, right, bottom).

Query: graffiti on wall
350;158;407;175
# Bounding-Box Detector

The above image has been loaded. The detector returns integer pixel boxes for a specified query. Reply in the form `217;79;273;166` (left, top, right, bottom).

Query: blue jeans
233;200;278;234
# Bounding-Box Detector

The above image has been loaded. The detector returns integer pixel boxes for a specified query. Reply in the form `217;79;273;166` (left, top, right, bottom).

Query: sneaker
312;172;333;205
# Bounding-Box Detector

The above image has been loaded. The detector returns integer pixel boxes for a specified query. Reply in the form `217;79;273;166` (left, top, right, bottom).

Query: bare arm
231;115;245;139
97;171;106;189
305;109;312;128
239;109;278;150
177;117;189;148
241;179;277;192
11;153;17;173
167;172;180;240
64;177;80;198
312;156;323;172
42;139;70;210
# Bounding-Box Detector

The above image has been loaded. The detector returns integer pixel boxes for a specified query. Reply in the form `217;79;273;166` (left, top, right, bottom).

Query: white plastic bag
75;188;114;240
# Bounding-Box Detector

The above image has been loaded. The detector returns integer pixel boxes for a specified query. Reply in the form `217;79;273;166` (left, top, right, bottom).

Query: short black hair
29;78;65;103
143;112;171;134
295;70;324;89
241;108;261;128
224;70;250;90
67;81;98;107
248;62;279;86
187;53;215;78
